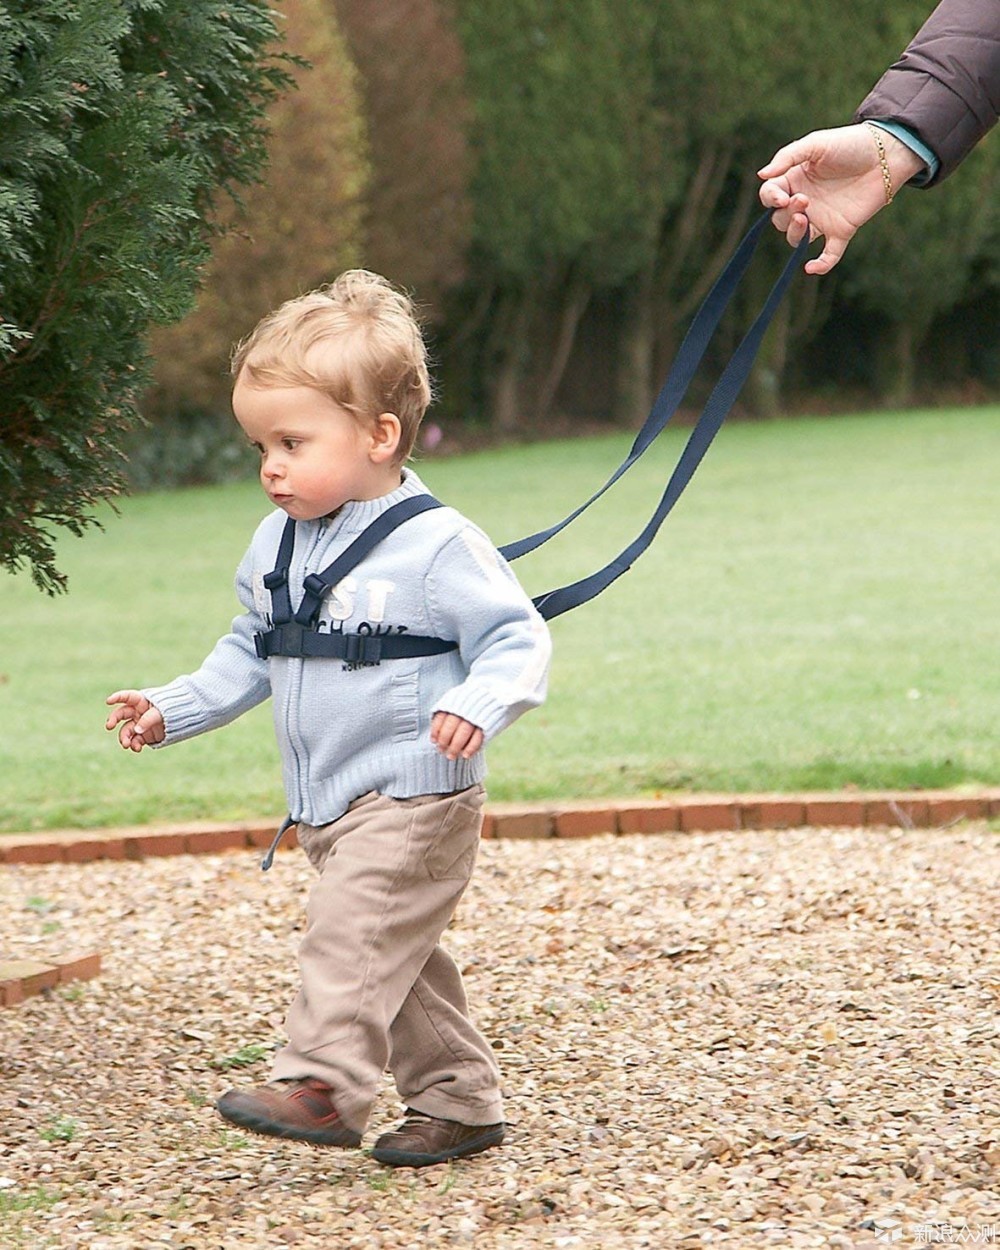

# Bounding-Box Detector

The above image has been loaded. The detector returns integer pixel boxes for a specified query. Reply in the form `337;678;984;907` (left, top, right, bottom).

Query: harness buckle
344;633;382;664
302;573;328;601
278;623;306;658
263;569;286;592
254;632;268;660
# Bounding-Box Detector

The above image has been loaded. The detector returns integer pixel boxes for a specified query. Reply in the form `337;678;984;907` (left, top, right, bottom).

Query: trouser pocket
407;785;485;881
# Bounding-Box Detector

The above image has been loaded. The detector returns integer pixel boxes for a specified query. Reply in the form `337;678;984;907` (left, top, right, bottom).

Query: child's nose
262;456;284;480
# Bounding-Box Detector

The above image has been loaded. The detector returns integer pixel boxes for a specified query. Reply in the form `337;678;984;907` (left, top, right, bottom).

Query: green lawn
2;405;999;833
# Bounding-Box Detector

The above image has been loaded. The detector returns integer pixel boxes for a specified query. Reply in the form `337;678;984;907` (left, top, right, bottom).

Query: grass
1;405;999;833
210;1042;275;1071
37;1116;78;1144
0;1186;63;1215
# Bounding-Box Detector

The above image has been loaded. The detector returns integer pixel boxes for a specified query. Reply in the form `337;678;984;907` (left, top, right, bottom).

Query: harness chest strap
254;623;457;663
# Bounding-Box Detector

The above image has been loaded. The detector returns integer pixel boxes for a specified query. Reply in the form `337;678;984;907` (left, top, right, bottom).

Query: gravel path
1;825;998;1249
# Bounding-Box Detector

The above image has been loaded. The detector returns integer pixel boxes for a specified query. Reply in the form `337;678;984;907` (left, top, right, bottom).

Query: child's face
233;379;395;519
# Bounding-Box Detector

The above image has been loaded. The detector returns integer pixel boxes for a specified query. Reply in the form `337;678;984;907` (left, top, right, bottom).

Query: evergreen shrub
0;0;288;591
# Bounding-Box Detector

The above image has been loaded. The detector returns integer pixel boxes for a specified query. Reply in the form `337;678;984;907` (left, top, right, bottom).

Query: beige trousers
269;785;503;1132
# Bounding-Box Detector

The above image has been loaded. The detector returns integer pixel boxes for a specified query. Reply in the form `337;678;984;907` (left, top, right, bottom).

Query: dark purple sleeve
855;0;1000;184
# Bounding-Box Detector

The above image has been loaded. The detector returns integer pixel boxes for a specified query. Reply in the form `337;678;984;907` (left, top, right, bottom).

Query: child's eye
281;438;301;452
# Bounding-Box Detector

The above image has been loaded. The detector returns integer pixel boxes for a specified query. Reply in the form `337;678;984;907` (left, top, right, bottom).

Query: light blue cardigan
144;470;551;826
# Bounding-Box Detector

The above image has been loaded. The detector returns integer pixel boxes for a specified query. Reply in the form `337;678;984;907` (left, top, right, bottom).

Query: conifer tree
838;144;1000;405
333;0;471;306
454;0;667;430
145;0;367;426
0;0;289;592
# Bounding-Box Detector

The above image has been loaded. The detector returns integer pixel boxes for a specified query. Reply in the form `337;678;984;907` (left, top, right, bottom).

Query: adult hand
105;690;165;751
758;124;926;275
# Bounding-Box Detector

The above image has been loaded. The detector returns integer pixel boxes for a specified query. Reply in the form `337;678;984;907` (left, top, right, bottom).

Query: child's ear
369;412;402;463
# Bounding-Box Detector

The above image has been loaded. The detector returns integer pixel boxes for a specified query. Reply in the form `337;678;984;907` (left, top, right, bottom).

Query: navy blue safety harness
253;493;459;666
256;211;809;867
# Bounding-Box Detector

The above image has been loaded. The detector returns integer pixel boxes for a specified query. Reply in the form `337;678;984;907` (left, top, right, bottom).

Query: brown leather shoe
216;1078;361;1147
372;1109;505;1167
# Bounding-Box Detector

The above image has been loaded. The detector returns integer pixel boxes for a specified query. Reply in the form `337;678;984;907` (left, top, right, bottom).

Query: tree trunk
745;270;791;418
612;263;656;426
486;285;535;432
877;320;917;407
534;267;591;425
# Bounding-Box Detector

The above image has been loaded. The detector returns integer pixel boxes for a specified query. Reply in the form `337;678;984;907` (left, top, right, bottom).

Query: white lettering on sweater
323;577;397;624
365;579;394;623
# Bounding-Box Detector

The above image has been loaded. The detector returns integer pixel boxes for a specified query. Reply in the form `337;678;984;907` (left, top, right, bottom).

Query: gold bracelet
865;122;895;205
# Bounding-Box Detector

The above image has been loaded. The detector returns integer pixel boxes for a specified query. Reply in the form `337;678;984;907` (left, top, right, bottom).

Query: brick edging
4;793;996;1009
0;953;101;1007
2;790;998;866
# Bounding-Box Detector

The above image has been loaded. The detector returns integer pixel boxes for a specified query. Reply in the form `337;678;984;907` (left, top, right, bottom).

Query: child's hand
430;712;483;761
105;690;165;752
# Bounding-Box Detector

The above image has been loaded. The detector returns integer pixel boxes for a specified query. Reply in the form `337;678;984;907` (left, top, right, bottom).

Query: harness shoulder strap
263;517;297;626
294;494;445;627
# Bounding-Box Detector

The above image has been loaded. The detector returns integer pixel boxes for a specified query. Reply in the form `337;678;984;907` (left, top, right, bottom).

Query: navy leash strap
511;212;810;620
499;211;776;564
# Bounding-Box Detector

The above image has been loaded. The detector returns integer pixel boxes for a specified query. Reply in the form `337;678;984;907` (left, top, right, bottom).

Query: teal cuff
867;119;939;186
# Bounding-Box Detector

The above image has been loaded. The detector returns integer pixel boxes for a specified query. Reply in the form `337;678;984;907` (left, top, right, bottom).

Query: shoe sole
216;1096;361;1148
371;1124;505;1168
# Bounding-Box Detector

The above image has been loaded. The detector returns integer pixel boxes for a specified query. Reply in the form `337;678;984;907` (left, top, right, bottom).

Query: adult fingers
765;186;808;216
786;208;812;248
803;231;851;276
758;176;792;211
757;136;821;181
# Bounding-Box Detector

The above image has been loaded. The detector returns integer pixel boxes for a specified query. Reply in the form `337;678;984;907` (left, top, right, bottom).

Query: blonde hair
231;270;432;461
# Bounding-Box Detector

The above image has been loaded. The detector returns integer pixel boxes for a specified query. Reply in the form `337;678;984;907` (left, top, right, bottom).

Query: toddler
106;271;551;1166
